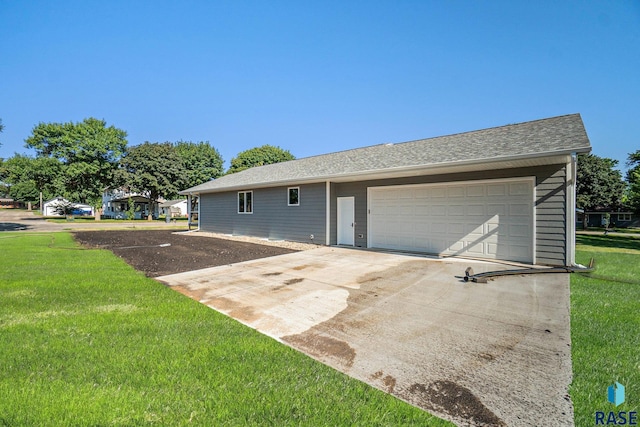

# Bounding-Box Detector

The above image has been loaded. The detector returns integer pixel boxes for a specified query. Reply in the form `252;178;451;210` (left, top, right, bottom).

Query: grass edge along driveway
571;234;640;427
0;232;450;426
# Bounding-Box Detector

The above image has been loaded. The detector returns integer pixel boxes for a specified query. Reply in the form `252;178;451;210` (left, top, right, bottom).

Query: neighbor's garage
367;178;534;263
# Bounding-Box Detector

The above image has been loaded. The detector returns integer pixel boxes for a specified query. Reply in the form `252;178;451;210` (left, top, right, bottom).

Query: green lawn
0;233;449;426
571;234;640;426
3;232;639;426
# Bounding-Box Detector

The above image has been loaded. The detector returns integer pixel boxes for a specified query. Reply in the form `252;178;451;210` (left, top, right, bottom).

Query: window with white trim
238;191;253;214
618;213;632;221
288;187;300;206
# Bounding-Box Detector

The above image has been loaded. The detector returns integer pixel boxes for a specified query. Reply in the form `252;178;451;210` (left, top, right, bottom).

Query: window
238;191;253;214
618;213;632;221
288;187;300;206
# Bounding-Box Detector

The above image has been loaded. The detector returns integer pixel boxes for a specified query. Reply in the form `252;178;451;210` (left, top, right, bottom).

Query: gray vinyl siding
199;183;326;244
332;164;567;265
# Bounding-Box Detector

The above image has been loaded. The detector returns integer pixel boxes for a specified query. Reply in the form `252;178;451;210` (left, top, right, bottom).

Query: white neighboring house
43;197;94;217
159;199;188;218
101;189;163;219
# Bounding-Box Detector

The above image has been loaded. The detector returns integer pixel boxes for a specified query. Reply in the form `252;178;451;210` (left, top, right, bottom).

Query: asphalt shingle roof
182;114;591;194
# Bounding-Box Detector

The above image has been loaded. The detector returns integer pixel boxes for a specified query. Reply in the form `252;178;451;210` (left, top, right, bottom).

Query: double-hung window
238;191;253;214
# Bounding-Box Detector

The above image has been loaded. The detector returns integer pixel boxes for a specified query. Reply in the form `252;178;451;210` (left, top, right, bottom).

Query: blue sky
1;1;639;171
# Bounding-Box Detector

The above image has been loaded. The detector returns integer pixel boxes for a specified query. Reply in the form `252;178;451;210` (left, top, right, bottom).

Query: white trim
566;155;576;266
183;154;578;196
196;194;201;231
325;181;331;245
287;187;300;206
367;177;536;263
237;190;253;214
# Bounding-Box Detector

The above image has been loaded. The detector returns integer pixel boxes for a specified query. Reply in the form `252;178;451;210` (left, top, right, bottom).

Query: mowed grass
0;233;450;426
571;234;640;426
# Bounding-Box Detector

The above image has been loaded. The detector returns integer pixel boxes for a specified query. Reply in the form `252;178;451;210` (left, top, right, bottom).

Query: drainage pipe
463;258;595;283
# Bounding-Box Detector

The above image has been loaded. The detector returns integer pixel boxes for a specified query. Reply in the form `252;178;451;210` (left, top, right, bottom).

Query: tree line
577;152;640;214
1;116;639;215
0;117;294;212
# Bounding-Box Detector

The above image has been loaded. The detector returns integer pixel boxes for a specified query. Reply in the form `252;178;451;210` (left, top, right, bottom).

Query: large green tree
174;141;223;188
227;144;295;174
626;150;640;213
576;153;626;211
2;155;65;202
116;142;187;219
25;118;127;206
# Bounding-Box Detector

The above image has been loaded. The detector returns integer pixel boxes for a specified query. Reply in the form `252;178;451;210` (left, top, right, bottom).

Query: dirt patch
73;230;296;277
283;333;356;369
404;381;506;427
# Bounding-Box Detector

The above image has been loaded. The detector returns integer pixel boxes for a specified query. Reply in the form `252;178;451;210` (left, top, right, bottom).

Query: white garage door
368;179;534;263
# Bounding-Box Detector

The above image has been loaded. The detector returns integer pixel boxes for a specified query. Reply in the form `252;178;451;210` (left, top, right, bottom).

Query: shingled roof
181;114;591;194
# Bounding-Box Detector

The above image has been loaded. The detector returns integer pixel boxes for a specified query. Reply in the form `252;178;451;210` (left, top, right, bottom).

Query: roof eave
180;146;591;196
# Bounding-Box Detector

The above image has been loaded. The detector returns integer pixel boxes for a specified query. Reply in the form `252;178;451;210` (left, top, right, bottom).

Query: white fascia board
184;151;585;196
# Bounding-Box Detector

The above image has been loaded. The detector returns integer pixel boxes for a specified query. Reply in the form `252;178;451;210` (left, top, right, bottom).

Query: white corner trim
566;155;577;266
325;181;331;245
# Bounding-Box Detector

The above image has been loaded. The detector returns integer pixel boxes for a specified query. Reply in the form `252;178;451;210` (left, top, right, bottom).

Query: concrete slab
157;247;573;426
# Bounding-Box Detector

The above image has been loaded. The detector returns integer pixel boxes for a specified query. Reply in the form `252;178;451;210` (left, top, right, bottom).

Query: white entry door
337;197;355;246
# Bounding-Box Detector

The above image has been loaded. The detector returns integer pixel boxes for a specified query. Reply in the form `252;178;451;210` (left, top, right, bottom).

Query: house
0;198;25;209
578;210;640;228
159;199;188;218
43;197;94;217
101;189;161;219
180;114;592;266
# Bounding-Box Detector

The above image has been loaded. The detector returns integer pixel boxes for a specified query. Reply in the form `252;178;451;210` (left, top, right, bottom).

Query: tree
25;118;127;206
0;118;4;147
174;141;223;188
116;142;187;220
2;155;65;202
626;150;640;213
576;154;626;211
227;144;295;174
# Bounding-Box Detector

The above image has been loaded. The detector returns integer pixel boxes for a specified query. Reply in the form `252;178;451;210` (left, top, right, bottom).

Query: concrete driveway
157;247;573;426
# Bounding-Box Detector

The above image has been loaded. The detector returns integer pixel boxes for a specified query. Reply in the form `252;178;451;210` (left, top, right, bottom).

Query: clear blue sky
1;1;639;171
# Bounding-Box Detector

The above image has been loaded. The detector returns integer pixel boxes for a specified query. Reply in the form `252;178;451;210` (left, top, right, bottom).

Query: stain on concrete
284;278;304;285
209;297;260;323
283;333;356;369
262;272;282;276
169;285;209;302
370;371;397;393
405;381;506;427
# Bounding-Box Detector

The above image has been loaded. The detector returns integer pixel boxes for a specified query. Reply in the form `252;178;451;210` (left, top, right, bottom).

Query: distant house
43;197;94;217
578;210;640;228
180;114;592;266
0;198;25;209
159;199;188;218
101;189;162;219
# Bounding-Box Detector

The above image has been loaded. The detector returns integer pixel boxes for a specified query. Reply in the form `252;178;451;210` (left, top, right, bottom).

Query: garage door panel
447;187;465;198
466;185;485;197
509;182;531;195
369;179;534;263
467;204;485;216
487;184;507;196
509;203;532;216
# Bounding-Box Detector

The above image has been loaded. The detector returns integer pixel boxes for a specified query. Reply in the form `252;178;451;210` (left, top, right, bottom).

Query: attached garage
368;178;534;263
